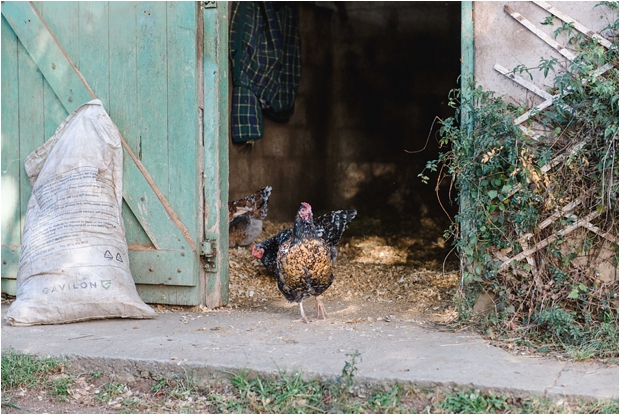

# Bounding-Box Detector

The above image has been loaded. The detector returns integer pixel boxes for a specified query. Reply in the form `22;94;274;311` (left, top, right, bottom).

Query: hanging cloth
229;1;301;143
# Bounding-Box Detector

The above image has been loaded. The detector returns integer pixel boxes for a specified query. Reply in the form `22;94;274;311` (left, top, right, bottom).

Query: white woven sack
5;99;156;326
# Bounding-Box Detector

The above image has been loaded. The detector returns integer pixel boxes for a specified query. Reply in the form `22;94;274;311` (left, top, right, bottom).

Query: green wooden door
1;1;229;307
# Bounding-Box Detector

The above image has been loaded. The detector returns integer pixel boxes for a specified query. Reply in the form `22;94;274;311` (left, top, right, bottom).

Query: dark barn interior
227;1;462;318
229;1;461;235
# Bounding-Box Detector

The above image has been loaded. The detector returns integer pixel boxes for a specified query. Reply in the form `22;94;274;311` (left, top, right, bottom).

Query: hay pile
229;219;460;323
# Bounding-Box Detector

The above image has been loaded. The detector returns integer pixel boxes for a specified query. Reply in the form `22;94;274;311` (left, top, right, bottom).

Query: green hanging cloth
229;1;301;143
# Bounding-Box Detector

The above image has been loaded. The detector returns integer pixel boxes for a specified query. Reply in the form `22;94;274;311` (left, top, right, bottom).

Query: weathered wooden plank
504;5;577;62
2;2;93;111
36;2;76;140
108;2;139;156
78;1;110;106
512;64;612;126
500;210;601;269
107;2;144;246
1;16;22;247
17;32;45;233
130;249;197;286
2;245;196;286
35;2;79;64
532;1;613;49
137;2;169;203
167;1;200;240
1;279;17;296
494;63;552;99
122;201;152;246
203;2;230;307
1;246;21;280
136;284;201;306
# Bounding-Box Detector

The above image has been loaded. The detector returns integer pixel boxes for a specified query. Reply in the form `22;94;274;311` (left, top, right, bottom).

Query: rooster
252;208;356;273
269;203;354;323
228;186;272;247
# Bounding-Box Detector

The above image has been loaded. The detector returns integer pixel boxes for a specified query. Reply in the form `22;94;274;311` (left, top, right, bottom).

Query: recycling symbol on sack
104;250;123;262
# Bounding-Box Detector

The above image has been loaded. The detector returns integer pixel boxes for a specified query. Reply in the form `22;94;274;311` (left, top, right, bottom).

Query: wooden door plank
202;3;229;307
17;38;45;231
167;1;200;237
107;2;150;246
77;1;110;106
1;16;22;248
108;2;139;156
137;2;169;206
136;284;200;306
122;202;152;246
37;1;76;140
3;2;94;110
130;249;197;286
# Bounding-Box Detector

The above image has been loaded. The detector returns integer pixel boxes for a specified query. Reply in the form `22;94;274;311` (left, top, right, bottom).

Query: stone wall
229;2;461;223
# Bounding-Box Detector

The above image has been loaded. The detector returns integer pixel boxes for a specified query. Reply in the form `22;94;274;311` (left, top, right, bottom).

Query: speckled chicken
228;186;272;248
252;208;357;273
271;202;345;323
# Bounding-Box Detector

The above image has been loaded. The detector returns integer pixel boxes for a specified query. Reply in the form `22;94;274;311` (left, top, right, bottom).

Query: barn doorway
228;1;462;321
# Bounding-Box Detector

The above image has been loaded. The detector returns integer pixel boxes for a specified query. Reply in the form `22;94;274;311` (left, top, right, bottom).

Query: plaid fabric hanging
229;1;301;143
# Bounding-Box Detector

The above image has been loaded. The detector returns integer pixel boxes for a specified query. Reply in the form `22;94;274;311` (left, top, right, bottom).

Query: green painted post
460;1;475;286
203;1;229;308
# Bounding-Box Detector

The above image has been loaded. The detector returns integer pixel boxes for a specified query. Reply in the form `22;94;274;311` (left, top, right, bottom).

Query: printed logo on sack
101;280;112;290
42;281;100;294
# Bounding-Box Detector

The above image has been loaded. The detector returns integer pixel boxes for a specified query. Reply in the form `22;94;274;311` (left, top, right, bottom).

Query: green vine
422;2;619;359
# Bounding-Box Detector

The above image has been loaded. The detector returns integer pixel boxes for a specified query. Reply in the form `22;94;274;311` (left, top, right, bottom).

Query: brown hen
276;202;334;323
228;186;272;247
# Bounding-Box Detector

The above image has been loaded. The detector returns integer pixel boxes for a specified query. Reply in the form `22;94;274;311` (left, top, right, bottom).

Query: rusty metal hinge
201;234;217;272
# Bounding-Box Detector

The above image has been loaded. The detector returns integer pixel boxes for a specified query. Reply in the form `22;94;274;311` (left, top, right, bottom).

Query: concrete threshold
2;304;617;400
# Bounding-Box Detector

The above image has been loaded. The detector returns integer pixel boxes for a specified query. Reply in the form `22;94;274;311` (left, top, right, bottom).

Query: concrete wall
228;1;461;223
474;2;614;102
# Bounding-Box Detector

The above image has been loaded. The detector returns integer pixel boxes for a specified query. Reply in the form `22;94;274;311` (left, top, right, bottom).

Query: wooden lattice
491;2;615;278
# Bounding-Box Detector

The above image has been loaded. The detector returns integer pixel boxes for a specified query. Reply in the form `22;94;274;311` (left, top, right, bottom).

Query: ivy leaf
568;288;579;299
541;15;555;26
488;190;498;199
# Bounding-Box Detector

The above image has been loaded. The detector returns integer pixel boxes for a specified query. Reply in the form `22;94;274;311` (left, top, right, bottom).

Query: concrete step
2;304;617;400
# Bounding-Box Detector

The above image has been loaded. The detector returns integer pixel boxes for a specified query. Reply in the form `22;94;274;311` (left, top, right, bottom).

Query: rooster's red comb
301;202;312;211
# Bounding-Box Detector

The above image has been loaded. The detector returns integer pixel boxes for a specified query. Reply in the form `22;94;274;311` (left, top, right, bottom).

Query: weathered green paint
461;1;474;115
0;247;19;279
2;246;195;287
1;15;21;247
203;2;229;307
129;249;198;286
78;2;110;106
166;2;201;241
35;2;74;142
1;2;228;305
136;284;201;306
459;1;475;282
2;2;186;252
137;1;169;205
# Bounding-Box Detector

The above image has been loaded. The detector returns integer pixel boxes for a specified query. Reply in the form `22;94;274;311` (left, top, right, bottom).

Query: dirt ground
226;218;460;324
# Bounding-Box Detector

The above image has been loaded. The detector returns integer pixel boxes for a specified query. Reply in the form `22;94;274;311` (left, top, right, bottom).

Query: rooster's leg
315;296;328;319
293;300;311;324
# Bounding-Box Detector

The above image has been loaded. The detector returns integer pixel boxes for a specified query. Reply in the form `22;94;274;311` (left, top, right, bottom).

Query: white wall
474;1;614;104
